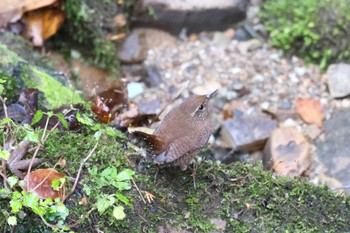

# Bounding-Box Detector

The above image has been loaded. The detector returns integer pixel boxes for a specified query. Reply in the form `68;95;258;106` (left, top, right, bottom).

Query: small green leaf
10;199;23;213
113;181;131;191
116;169;135;181
83;185;92;196
52;177;66;191
101;166;118;181
7;176;19;188
23;192;40;208
0;149;10;160
91;123;101;131
24;130;39;143
116;192;131;207
93;130;102;140
113;205;126;220
76;112;94;126
56;113;69;129
31;110;44;125
96;195;115;214
88;166;98;176
0;188;11;198
7;216;17;226
52;179;60;191
31;204;46;216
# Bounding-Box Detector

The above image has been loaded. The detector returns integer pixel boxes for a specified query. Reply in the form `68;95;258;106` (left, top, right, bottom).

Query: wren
148;90;217;170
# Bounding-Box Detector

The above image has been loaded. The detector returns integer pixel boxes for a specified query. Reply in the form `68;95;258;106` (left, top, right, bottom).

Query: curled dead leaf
24;7;64;46
23;168;65;200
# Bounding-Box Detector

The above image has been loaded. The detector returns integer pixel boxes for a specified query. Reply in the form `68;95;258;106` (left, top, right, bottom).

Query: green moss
0;42;23;65
0;41;83;108
260;0;350;69
22;67;83;109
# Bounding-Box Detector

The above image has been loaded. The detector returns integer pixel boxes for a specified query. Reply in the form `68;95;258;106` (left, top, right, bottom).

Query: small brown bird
148;90;217;170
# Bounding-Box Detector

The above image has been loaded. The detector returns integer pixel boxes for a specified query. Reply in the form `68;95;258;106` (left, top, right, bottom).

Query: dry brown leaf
0;0;57;27
24;8;64;46
91;96;114;123
295;98;324;128
23;168;65;200
0;0;56;14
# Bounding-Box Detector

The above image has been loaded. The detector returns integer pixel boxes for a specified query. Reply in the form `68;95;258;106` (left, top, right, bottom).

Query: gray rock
327;63;350;98
264;127;312;177
131;0;248;35
127;82;146;99
220;115;277;151
316;109;350;195
118;28;176;64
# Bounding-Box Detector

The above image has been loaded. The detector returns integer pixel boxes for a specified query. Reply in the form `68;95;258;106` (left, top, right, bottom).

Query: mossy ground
1;123;349;232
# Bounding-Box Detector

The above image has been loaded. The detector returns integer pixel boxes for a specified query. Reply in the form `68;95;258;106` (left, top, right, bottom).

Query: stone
264;127;312;177
220;115;277;151
131;0;248;35
315;109;350;195
118;28;176;64
210;218;227;231
127;82;146;99
327;63;350;98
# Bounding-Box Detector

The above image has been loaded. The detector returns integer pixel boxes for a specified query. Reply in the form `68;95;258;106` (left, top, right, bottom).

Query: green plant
260;0;350;69
83;166;135;221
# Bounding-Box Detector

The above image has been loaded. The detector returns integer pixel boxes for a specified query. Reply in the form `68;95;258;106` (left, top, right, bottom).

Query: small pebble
232;81;244;91
341;99;350;108
260;101;270;110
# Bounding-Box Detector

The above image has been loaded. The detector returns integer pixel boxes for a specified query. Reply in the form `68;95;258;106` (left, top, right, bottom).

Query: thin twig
1;159;9;190
0;95;12;190
131;178;146;204
331;185;350;190
0;95;12;131
63;143;98;202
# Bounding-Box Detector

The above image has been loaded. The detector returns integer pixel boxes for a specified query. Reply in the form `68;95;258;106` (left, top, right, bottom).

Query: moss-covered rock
0;42;83;108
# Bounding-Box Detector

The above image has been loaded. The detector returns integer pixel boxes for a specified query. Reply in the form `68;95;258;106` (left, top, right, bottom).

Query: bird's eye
198;104;204;110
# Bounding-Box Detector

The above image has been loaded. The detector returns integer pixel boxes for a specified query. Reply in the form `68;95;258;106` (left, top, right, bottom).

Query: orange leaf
24;7;64;46
91;97;114;123
295;98;324;128
23;168;65;200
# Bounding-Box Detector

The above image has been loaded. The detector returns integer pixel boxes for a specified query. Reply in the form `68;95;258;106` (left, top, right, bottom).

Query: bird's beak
206;89;218;99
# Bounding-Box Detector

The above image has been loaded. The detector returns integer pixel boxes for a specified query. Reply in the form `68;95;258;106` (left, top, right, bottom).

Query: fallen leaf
90;81;128;123
23;168;65;200
91;97;114;123
24;7;64;46
295;98;324;128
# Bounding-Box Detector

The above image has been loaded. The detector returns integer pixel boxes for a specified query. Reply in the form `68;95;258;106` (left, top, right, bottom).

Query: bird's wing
154;128;211;164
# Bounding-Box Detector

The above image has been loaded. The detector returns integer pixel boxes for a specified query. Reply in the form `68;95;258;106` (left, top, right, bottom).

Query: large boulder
131;0;248;35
